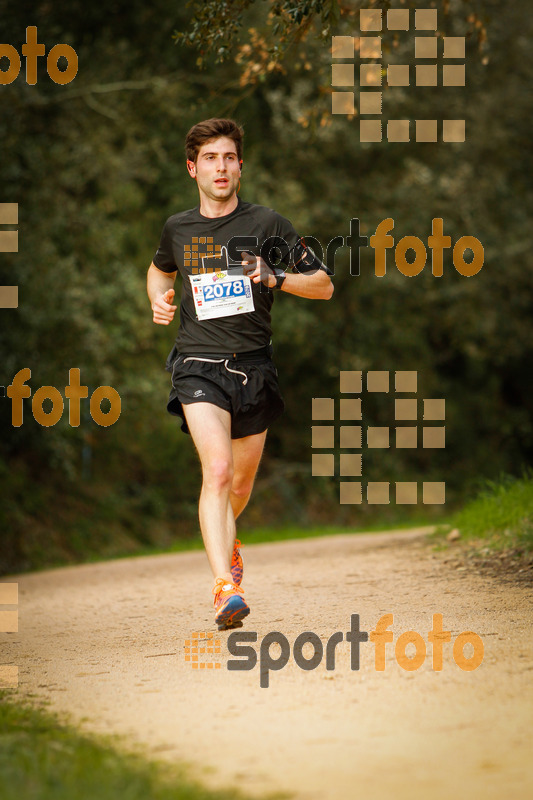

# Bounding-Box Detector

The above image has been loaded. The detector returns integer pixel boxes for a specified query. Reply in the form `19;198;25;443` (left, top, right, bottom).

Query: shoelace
212;577;244;604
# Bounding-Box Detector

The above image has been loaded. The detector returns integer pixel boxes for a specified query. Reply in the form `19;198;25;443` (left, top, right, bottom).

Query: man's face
188;136;241;202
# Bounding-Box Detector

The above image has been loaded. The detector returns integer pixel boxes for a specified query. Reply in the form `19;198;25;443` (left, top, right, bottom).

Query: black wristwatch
272;272;286;290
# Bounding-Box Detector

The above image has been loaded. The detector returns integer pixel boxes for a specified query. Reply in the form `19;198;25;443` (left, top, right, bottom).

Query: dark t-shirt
153;198;318;354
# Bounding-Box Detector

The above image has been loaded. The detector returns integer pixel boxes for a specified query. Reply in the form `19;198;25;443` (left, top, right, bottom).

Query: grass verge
433;473;533;555
0;693;282;800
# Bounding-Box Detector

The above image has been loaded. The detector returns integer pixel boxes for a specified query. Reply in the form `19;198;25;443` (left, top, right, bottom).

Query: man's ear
187;159;196;178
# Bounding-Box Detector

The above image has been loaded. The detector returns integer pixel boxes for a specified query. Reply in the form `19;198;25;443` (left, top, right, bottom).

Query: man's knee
203;457;234;492
231;476;254;500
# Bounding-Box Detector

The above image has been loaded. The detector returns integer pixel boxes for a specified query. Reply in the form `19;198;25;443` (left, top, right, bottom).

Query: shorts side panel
167;355;232;434
229;361;285;438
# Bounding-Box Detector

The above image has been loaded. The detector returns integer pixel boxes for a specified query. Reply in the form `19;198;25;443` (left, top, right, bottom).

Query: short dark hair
185;118;244;163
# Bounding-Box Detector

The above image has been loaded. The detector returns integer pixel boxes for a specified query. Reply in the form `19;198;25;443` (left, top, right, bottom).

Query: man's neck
199;194;239;218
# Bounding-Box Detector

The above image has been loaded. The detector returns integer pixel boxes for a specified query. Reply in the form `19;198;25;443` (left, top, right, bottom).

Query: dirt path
3;529;533;799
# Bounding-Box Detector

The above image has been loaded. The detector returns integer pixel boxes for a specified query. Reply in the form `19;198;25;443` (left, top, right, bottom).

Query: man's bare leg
183;403;267;581
230;430;267;520
182;402;236;581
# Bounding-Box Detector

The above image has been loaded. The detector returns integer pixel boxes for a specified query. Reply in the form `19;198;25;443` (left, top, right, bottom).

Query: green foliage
446;474;533;553
0;694;258;800
0;0;532;573
175;0;341;65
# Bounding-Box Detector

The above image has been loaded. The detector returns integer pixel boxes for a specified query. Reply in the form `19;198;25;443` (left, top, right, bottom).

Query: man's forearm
147;262;176;305
279;269;334;300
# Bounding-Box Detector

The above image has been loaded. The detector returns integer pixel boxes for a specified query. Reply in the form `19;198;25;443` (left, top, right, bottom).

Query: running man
147;118;333;630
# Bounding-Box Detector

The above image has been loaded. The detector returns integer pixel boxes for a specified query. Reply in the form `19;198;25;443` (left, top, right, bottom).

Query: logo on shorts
193;389;205;397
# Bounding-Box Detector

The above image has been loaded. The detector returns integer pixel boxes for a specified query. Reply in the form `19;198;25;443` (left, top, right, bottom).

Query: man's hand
241;252;277;289
152;288;177;325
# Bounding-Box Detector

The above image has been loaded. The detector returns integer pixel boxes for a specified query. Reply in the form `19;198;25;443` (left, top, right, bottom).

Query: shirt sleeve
153;218;177;273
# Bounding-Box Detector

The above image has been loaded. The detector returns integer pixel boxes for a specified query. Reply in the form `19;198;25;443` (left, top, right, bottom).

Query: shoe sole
218;619;244;631
215;595;250;631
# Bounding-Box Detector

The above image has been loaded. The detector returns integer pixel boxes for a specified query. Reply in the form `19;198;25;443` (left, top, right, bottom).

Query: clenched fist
152;288;177;325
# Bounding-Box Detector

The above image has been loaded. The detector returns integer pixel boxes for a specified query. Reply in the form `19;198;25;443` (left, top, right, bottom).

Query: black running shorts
165;345;285;439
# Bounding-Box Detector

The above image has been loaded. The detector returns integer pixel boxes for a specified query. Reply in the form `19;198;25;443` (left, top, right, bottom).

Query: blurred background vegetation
1;0;532;574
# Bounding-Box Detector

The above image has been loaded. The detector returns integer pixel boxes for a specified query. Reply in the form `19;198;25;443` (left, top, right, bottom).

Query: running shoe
213;577;250;631
231;538;243;586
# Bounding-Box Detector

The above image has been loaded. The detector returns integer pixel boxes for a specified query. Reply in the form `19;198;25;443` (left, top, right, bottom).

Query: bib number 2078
203;280;245;301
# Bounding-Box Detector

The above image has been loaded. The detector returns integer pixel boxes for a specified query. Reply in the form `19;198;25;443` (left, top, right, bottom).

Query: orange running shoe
231;538;243;586
213;577;250;631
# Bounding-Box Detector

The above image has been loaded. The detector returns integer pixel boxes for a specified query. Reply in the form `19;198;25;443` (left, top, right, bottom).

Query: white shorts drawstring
223;361;249;385
183;356;249;386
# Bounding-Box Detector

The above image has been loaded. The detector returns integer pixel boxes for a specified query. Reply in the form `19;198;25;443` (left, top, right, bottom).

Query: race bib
190;270;255;321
